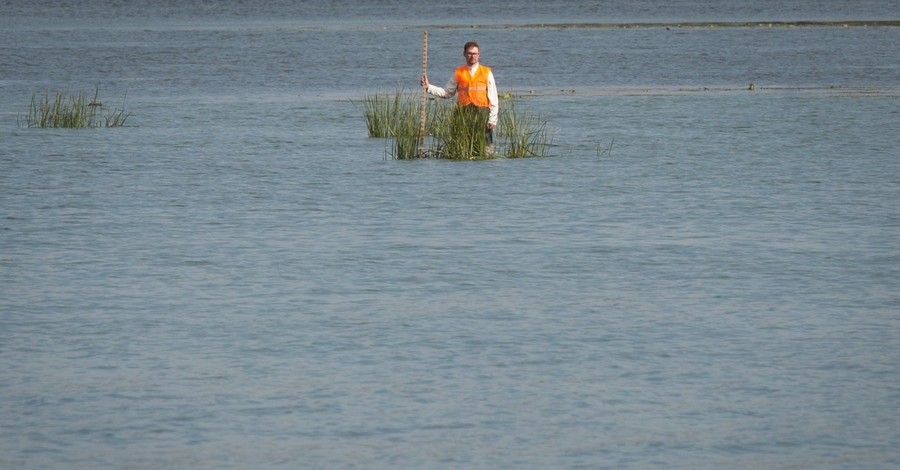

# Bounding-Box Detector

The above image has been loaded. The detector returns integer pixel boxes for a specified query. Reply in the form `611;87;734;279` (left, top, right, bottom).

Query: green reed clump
361;92;401;138
363;90;552;160
390;102;423;160
358;91;424;159
496;99;552;158
25;87;130;128
431;103;494;160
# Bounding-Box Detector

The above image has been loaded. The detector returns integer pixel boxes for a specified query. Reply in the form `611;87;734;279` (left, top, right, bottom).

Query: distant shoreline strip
503;86;900;97
423;20;900;30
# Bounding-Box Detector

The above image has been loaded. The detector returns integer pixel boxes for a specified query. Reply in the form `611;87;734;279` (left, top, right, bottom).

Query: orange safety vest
455;65;492;108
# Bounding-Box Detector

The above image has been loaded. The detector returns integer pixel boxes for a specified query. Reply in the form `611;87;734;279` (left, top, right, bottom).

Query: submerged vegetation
23;87;130;128
596;137;614;160
359;90;553;160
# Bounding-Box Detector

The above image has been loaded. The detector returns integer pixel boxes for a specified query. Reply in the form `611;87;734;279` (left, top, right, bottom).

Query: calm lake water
1;1;899;468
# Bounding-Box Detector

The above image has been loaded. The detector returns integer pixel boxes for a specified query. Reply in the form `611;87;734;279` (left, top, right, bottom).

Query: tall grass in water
391;103;423;160
361;91;402;138
362;90;552;160
359;91;427;159
24;87;129;128
432;104;493;160
496;99;552;158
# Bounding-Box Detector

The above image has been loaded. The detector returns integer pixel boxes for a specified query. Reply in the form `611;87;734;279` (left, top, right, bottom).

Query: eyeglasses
464;52;479;56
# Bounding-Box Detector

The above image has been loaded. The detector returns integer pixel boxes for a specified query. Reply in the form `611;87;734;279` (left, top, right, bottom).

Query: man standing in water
421;41;499;149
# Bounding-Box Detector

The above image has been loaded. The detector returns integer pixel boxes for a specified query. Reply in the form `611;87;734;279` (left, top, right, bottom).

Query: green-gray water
2;1;898;468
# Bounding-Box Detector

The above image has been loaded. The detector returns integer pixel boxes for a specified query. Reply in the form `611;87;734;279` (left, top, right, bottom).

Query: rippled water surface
1;1;899;468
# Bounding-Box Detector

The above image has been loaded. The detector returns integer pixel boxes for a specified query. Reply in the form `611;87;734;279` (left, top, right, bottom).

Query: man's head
463;41;480;66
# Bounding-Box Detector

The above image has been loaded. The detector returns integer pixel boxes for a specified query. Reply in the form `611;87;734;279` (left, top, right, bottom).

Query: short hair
463;41;480;53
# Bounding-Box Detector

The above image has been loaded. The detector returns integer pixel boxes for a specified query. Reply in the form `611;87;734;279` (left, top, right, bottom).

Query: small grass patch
23;87;130;128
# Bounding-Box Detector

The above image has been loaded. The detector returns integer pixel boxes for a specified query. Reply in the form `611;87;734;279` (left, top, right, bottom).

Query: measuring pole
419;31;428;148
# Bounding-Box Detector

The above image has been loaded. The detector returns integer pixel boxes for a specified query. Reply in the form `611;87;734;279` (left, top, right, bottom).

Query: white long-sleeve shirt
427;63;499;126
